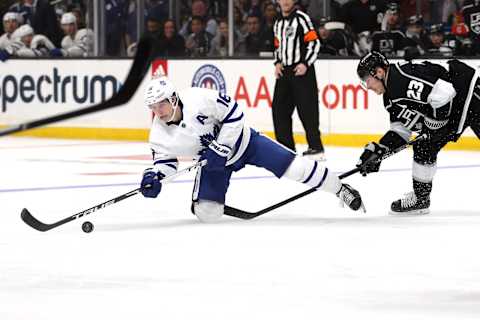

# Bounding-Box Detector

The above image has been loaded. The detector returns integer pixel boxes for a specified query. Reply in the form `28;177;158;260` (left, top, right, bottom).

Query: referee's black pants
271;65;323;152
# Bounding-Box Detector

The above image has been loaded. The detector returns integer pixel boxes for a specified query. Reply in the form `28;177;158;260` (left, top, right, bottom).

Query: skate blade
389;208;430;216
360;202;367;213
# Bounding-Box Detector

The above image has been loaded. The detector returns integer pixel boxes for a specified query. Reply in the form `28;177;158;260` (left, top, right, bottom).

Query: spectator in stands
146;10;163;38
9;0;63;46
340;0;386;34
425;23;460;57
105;0;127;56
317;17;350;56
0;12;20;50
243;13;274;56
371;3;407;57
185;15;214;57
380;2;401;31
262;2;277;31
210;18;229;56
180;0;217;39
156;18;186;57
403;14;429;56
248;0;263;17
234;5;248;40
50;12;93;57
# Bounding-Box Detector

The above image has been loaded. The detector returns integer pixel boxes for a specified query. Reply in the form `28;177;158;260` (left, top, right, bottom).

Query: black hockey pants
271;65;323;152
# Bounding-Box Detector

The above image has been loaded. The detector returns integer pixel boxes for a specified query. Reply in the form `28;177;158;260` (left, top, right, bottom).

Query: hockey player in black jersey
356;51;480;214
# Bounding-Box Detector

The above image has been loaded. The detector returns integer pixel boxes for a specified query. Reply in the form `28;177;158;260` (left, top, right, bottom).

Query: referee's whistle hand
275;63;284;78
294;63;307;76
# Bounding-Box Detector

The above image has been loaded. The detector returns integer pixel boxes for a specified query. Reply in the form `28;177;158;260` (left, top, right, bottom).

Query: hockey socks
283;156;341;194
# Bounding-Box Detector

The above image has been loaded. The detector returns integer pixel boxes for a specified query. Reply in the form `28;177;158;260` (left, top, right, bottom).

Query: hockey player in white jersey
50;12;93;57
0;24;56;60
139;76;364;222
0;12;20;49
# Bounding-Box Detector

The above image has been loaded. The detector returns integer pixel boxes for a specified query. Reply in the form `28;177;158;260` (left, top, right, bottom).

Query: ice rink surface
1;137;480;320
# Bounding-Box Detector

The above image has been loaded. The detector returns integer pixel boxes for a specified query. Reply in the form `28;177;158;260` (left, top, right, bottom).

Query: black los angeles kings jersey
382;61;458;140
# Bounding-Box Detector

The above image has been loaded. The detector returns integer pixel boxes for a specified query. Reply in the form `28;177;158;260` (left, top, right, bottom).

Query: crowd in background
1;0;480;59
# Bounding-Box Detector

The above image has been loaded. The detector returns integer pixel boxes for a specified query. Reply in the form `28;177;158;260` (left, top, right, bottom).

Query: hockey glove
50;48;64;57
356;142;388;176
200;140;231;172
0;49;11;62
140;168;165;198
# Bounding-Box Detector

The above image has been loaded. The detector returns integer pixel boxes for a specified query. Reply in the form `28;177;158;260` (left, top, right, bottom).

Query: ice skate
337;183;365;212
302;148;326;161
390;192;430;215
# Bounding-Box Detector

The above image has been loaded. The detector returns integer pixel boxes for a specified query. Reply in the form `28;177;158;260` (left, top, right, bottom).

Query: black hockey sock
413;179;432;199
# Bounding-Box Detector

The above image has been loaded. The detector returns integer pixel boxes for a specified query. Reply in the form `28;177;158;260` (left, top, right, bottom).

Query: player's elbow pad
428;79;456;109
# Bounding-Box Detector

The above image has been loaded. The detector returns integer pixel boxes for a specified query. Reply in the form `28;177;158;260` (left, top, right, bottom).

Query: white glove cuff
209;140;232;157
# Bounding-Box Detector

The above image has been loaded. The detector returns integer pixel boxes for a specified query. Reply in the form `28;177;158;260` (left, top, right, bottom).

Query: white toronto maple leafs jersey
149;87;251;176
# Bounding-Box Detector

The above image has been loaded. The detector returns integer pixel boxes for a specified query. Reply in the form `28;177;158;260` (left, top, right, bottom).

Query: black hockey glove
356;142;388;176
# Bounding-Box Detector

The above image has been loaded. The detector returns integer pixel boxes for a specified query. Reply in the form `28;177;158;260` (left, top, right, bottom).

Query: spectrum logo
0;68;121;112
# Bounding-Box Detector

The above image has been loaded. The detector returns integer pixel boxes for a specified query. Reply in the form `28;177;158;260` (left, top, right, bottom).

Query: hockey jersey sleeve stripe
314;167;329;189
153;158;177;164
394;63;434;87
222;102;241;123
223;113;244;124
302;160;317;183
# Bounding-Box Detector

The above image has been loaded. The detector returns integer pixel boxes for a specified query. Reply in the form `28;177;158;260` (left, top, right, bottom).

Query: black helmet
357;51;389;82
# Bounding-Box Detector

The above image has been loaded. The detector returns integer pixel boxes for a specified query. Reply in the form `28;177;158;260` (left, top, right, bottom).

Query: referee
272;0;324;159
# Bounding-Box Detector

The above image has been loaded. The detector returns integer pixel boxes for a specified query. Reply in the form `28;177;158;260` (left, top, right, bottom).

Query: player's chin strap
166;93;180;123
375;67;388;92
223;134;427;220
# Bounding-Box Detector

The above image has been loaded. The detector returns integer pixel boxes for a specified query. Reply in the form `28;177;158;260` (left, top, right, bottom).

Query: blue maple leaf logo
198;124;220;155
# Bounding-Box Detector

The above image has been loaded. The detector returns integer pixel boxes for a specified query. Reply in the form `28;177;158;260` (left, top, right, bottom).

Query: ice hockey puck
82;221;94;233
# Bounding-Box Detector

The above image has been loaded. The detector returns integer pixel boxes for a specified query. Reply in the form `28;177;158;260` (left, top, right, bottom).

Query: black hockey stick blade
21;207;81;232
224;134;427;220
21;161;206;232
21;188;142;232
0;34;154;137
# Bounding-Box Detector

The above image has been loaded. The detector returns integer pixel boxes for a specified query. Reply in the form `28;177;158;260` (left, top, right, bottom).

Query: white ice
1;137;480;320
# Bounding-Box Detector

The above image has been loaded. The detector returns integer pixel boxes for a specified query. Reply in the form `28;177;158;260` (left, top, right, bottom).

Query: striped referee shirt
273;9;320;67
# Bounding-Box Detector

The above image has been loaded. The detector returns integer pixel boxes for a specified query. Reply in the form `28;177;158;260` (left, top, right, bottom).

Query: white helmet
61;12;77;25
144;76;179;121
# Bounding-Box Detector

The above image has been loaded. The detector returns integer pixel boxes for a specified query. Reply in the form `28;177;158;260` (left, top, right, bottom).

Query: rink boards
0;58;478;150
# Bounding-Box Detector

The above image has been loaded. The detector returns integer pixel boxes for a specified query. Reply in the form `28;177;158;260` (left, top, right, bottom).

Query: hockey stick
21;160;206;232
223;134;427;220
0;35;154;137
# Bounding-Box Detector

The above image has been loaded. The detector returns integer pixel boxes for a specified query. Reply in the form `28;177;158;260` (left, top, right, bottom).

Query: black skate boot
390;192;430;215
337;184;364;211
390;179;432;215
302;148;326;161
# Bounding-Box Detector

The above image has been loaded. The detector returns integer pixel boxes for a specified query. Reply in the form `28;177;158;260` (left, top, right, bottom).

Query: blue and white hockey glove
0;49;11;62
140;168;165;198
200;140;231;172
50;48;64;57
356;142;388;176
